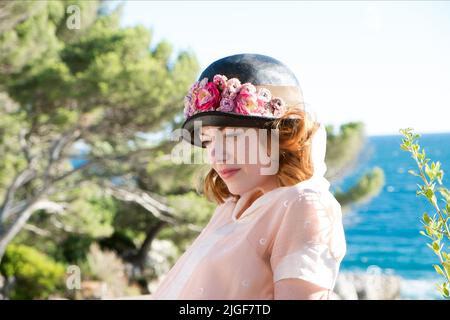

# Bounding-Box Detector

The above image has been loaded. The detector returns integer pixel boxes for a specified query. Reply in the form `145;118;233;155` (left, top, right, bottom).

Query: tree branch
0;199;67;260
102;182;202;233
23;223;51;237
43;127;82;184
50;146;159;185
0;168;36;222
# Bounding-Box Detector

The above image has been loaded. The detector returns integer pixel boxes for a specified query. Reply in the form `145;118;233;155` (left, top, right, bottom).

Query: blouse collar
229;175;330;223
230;186;286;223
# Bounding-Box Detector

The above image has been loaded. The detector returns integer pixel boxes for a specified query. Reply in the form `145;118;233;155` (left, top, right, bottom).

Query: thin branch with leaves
400;128;450;298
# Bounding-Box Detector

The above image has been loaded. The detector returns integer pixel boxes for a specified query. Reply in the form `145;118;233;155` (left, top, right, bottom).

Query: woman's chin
225;182;257;196
225;183;246;196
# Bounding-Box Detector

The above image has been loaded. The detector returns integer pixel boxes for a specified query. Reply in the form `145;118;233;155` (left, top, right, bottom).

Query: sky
118;1;450;136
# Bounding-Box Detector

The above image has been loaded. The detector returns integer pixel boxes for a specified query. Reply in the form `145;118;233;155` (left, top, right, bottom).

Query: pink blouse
151;182;347;299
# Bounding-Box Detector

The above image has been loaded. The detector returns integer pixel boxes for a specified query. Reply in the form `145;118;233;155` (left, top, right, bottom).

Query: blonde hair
203;108;320;204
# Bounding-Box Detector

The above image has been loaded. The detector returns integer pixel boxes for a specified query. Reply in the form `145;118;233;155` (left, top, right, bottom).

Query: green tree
326;122;385;213
0;1;199;264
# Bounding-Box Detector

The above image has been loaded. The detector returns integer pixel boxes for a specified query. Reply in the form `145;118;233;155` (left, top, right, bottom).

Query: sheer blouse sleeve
270;191;346;290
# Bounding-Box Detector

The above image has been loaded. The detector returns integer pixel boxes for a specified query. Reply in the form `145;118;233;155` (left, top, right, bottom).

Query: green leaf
438;187;450;202
423;212;431;224
434;264;444;276
435;161;441;171
425;164;434;180
443;283;449;297
400;144;410;152
424;188;434;199
437;171;444;185
418;149;426;162
443;262;450;276
408;170;420;177
432;241;440;253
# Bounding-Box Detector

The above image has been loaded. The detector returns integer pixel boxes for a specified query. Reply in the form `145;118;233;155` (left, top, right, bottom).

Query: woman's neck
235;177;280;220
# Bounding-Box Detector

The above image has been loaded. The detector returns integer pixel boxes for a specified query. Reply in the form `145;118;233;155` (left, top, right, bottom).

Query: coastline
333;271;442;300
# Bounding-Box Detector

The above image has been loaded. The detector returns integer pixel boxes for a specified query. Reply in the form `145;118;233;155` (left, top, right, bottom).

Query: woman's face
200;126;279;195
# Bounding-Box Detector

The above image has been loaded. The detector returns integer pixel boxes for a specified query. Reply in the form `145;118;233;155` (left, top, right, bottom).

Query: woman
152;53;346;300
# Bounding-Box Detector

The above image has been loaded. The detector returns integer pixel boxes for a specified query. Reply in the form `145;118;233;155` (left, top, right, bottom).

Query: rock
333;271;402;300
333;273;358;299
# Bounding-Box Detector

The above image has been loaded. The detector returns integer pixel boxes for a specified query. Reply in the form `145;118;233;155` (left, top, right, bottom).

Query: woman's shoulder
272;181;346;256
274;181;327;202
273;180;341;216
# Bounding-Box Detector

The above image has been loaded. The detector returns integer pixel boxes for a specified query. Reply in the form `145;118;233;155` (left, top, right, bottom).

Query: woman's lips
218;168;241;179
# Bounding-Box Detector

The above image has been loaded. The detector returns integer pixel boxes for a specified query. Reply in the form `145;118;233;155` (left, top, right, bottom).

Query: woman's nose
209;140;230;164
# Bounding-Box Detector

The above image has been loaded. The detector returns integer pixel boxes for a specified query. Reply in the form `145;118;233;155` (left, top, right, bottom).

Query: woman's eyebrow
201;127;227;138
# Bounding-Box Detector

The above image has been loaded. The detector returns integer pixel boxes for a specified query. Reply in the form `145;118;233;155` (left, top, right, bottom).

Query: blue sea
333;132;450;299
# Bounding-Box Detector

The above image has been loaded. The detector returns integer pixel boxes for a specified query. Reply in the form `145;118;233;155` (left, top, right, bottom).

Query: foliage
0;244;66;299
0;0;199;266
326;122;385;214
400;128;450;298
334;167;385;211
85;243;128;298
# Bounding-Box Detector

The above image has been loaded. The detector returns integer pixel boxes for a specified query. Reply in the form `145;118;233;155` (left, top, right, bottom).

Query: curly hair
203;108;321;204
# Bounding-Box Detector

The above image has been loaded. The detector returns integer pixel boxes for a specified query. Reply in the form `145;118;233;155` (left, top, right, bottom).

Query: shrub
0;244;66;299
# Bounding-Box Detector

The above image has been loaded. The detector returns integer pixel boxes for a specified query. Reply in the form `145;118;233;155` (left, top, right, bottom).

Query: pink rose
198;77;209;88
213;74;228;91
239;83;257;96
234;101;249;115
235;92;258;115
195;82;220;111
255;88;272;116
184;95;194;118
256;88;272;107
184;81;200;118
217;97;235;112
221;86;238;100
226;78;241;91
252;104;271;117
270;97;286;117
